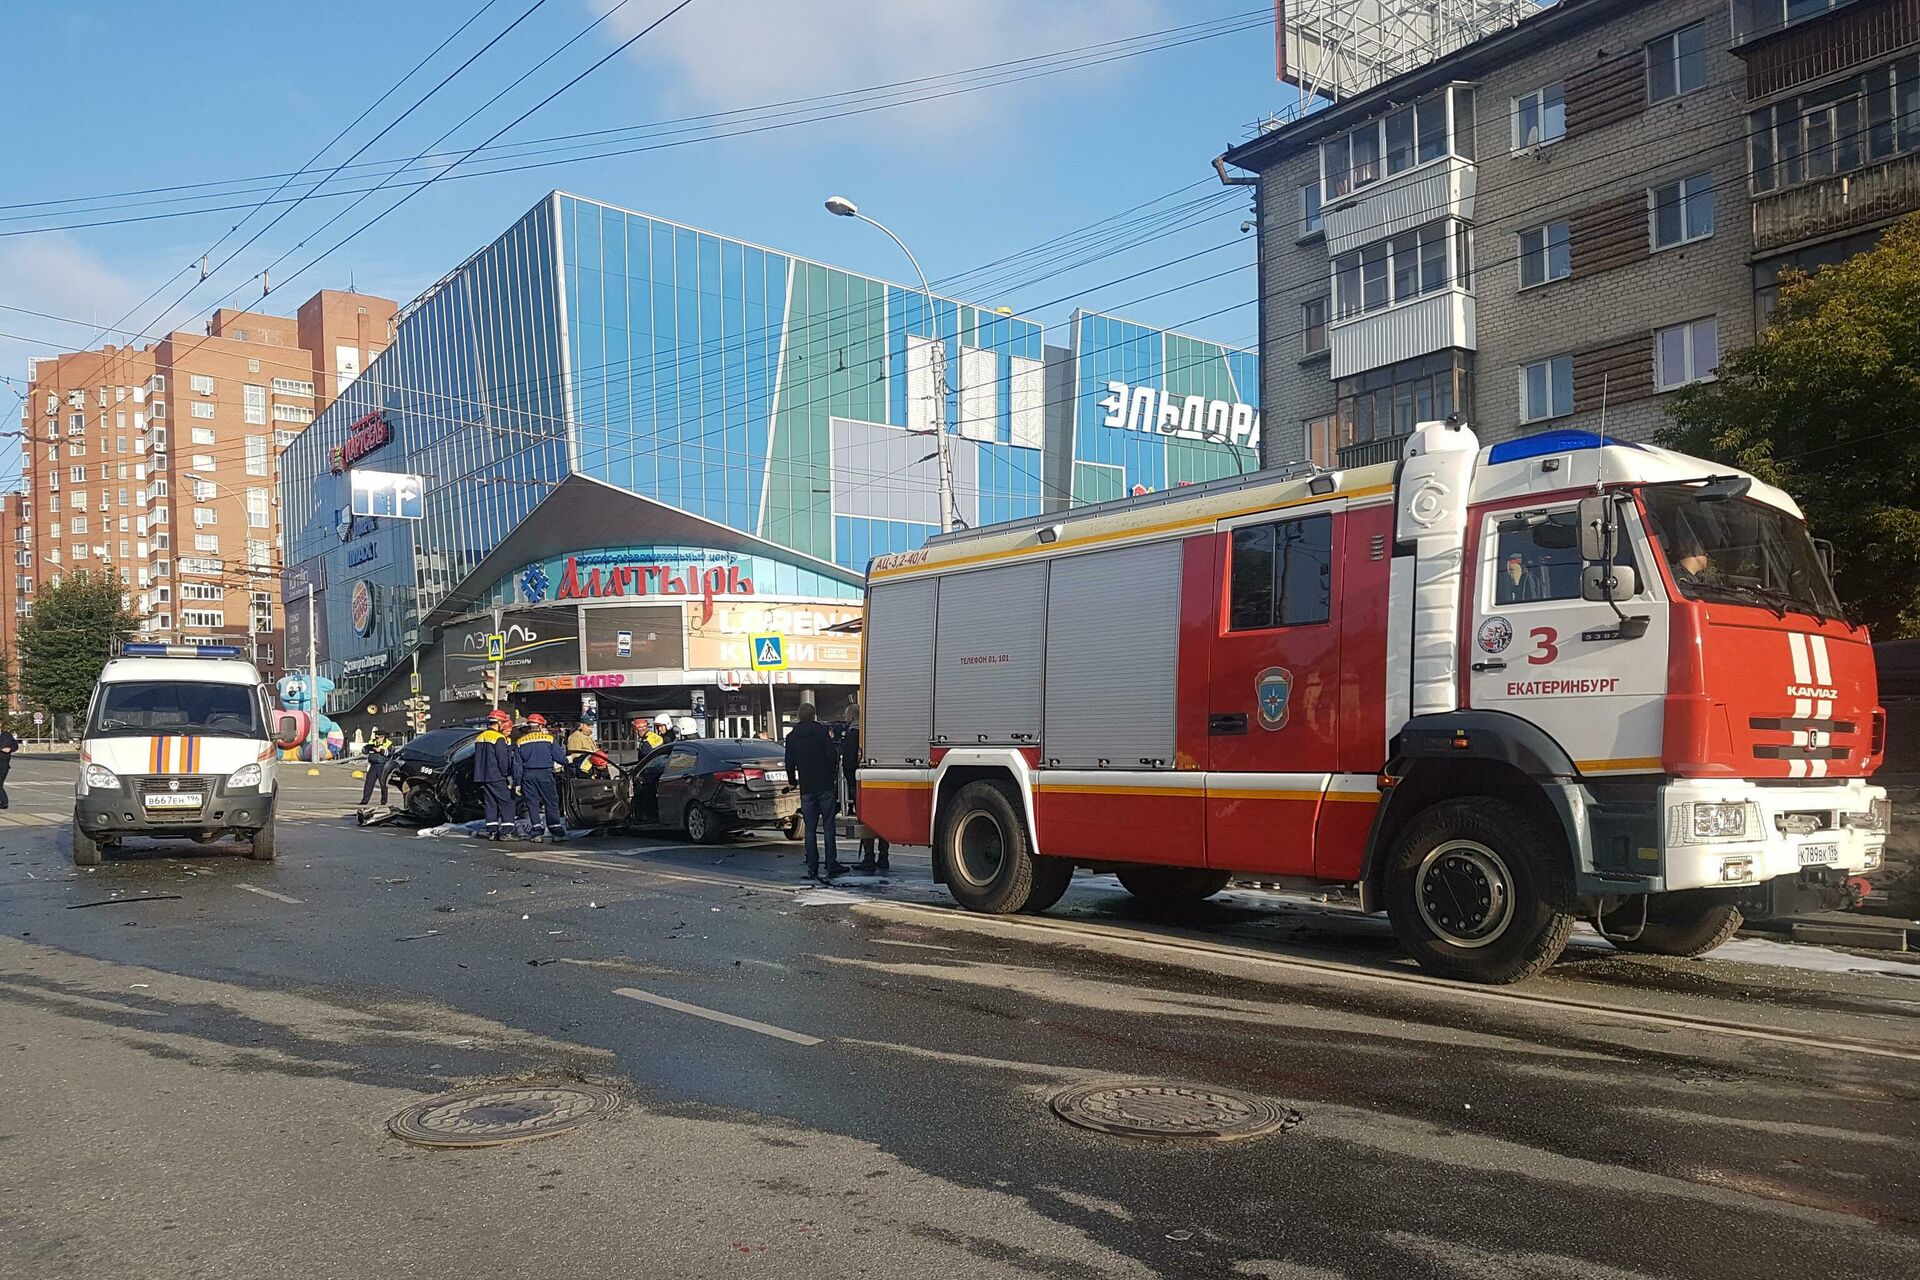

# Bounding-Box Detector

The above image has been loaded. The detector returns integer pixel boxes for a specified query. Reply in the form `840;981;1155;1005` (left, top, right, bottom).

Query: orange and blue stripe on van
147;736;202;774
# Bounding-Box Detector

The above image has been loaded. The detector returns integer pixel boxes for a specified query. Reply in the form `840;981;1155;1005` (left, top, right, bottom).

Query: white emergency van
73;644;302;866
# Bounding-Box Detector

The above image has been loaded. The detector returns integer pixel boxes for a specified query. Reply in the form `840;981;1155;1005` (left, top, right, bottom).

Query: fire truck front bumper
1657;776;1887;899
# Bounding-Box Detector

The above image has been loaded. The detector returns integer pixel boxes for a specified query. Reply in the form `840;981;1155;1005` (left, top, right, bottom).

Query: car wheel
782;814;803;842
684;801;720;845
1383;797;1575;985
404;784;443;825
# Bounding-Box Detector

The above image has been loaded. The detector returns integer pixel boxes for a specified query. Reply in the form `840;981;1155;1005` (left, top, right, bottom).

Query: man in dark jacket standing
473;709;522;840
516;713;568;842
842;711;889;873
0;723;18;810
359;729;396;808
783;703;844;879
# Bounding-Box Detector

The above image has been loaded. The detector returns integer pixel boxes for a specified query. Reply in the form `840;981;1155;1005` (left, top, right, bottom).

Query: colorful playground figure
276;673;344;761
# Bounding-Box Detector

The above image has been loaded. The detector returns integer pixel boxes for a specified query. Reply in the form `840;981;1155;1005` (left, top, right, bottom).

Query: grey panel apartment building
1222;0;1920;469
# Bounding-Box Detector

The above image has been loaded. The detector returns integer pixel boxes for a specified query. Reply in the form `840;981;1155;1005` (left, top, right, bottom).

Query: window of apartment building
114;411;125;431
119;540;129;558
65;390;84;409
273;428;301;450
149;400;166;420
190;479;217;503
194;508;218;529
70;515;88;535
153;533;170;550
245;436;269;476
195;534;219;552
182;610;225;630
1331;220;1463;318
1748;55;1920;193
191;454;215;473
1230;515;1334;631
116;436;127;453
115;386;126;402
1650;174;1714;249
1647;22;1708;103
243;384;267;425
1300;182;1323;236
190;426;216;446
189;374;214;396
1655;318;1720;390
72;544;88;561
1511;84;1565;150
95;387;107;407
272;404;313;424
50;521;61;538
190;402;216;420
1304;413;1337;468
67;442;86;458
1302;296;1329;355
1519;355;1575;423
182;556;220;576
69;465;85;483
1321;85;1469;199
1335;350;1472;453
247;489;270;529
67;412;83;434
247;358;260;374
1518;220;1572;288
246;539;271;570
183;583;224;602
271;377;315;398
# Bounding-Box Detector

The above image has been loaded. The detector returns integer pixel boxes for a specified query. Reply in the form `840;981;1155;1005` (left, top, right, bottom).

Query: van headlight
1669;801;1758;844
227;763;263;790
83;763;118;790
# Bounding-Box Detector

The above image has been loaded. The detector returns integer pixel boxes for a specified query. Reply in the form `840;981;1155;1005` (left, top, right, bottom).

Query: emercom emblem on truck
1256;667;1293;730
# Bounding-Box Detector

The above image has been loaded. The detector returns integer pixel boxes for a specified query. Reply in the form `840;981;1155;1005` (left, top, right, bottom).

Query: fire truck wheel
1020;856;1074;914
1116;866;1233;911
939;780;1048;915
1603;891;1744;957
1384;798;1574;984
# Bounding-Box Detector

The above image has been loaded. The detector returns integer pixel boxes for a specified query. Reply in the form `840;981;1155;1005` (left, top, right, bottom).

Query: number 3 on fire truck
1527;627;1558;665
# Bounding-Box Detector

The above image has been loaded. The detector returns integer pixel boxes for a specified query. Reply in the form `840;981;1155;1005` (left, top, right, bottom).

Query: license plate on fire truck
1797;842;1840;866
143;792;204;810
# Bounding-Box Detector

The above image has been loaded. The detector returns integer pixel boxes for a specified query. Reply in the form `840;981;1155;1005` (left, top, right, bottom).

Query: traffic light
404;694;431;734
483;669;501;702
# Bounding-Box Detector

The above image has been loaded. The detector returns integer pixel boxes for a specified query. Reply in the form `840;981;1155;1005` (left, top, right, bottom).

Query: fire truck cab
857;422;1889;984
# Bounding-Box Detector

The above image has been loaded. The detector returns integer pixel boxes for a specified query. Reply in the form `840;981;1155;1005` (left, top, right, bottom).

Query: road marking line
612;986;822;1046
235;882;302;904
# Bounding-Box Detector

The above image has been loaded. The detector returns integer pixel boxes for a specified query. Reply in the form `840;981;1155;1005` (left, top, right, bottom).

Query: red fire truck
856;422;1889;983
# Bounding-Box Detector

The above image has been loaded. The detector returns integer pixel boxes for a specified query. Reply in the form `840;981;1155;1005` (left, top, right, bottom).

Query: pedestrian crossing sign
749;633;786;671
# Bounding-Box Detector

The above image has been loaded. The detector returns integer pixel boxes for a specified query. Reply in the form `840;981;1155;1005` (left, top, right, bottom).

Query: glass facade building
280;192;1254;724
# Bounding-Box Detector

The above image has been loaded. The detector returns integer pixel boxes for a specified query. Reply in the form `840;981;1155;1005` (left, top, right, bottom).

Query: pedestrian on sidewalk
783;702;844;880
842;706;888;873
473;710;522;840
359;728;396;808
516;713;568;841
0;722;18;810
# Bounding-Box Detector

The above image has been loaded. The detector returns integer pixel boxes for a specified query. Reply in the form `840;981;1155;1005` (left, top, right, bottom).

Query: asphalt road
1;756;1916;1280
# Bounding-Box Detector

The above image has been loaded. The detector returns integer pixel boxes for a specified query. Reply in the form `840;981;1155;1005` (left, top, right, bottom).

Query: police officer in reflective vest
516;713;568;841
473;709;522;840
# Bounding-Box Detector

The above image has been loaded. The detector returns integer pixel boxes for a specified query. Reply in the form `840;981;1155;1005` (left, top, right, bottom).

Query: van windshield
89;682;263;739
1640;487;1842;621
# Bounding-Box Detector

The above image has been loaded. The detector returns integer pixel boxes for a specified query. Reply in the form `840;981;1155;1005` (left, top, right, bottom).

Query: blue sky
1;0;1295;479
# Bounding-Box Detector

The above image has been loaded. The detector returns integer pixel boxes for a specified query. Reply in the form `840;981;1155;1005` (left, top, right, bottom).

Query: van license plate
144;793;204;810
1798;842;1839;866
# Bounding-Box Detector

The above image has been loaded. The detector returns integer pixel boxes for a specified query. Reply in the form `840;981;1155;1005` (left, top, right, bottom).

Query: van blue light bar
120;643;245;658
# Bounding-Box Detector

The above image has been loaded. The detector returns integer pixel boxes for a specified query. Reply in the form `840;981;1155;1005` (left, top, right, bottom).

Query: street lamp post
824;195;956;533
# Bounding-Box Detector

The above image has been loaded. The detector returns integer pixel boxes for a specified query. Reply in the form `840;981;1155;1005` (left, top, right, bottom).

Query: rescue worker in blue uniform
473;709;522;840
516;713;568;841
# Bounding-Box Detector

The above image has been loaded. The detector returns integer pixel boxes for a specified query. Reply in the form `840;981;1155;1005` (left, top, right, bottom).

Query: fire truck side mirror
1582;562;1638;603
1576;495;1614;563
1813;538;1836;579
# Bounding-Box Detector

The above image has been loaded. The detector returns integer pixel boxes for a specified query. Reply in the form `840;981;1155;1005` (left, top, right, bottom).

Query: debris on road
67;894;184;910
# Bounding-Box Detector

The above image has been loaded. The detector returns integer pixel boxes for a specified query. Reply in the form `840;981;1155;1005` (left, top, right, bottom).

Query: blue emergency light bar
119;643;246;658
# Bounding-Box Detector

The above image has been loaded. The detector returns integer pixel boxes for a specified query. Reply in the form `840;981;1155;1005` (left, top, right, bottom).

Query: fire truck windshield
1640;486;1842;622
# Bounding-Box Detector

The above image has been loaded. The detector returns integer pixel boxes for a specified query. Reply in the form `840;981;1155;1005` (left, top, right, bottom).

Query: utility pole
305;586;319;761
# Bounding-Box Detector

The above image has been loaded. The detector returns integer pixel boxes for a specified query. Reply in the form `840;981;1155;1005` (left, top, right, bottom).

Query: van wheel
1383;797;1574;984
71;823;103;867
247;824;277;861
1117;866;1232;911
1603;891;1743;957
938;780;1059;915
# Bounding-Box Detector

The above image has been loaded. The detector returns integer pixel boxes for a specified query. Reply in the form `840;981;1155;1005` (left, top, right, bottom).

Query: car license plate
763;770;789;784
144;792;204;810
1798;841;1840;866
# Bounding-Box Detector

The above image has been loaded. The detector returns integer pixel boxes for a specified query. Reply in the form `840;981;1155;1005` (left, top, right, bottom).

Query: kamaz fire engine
857;422;1889;984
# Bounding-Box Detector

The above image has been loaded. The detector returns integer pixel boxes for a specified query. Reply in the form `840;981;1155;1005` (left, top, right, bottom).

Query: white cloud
595;0;1165;139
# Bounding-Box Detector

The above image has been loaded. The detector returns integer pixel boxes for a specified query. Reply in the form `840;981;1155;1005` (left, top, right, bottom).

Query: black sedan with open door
383;726;631;829
626;738;802;843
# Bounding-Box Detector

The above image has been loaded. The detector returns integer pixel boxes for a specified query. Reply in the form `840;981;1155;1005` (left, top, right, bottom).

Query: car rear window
398;728;474;759
704;741;786;765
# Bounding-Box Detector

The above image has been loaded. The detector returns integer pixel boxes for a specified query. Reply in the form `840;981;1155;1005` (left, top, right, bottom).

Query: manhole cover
386;1082;621;1148
1048;1082;1299;1141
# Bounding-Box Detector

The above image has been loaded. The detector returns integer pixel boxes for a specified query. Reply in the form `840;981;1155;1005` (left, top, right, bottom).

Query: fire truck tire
71;823;102;867
1116;866;1233;910
1021;857;1074;914
938;780;1049;915
1383;798;1574;984
1604;892;1743;957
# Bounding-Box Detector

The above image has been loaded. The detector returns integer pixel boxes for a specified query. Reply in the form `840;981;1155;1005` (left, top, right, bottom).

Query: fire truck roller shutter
1042;541;1180;768
865;578;938;767
1362;710;1599;905
934;561;1047;746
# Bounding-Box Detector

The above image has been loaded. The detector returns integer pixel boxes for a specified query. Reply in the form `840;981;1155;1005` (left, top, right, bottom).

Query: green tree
1660;213;1920;637
17;571;137;719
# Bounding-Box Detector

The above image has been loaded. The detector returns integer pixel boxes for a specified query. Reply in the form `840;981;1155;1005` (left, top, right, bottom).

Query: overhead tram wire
0;11;1271;223
0;11;1275;241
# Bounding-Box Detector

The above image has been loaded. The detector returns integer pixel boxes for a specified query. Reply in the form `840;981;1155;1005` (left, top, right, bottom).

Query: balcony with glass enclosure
1326;218;1476;379
1318;83;1478;259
